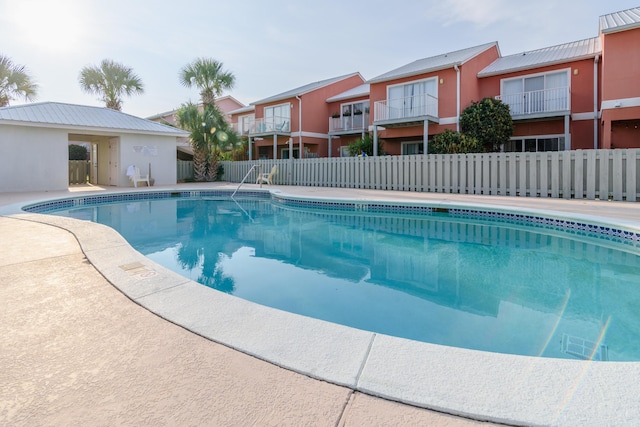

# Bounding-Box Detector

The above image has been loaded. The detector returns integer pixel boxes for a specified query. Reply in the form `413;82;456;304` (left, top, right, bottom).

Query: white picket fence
221;149;640;201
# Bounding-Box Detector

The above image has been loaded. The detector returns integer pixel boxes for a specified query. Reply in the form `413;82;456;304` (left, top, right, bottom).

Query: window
388;78;437;119
258;146;270;159
264;103;290;131
339;146;350;157
281;147;299;159
239;114;254;134
504;136;566;152
340;101;369;131
402;142;424;155
501;70;569;115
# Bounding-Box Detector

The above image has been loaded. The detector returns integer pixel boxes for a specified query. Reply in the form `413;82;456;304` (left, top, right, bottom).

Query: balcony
373;93;438;126
329;112;370;134
231;122;251;136
248;116;290;135
497;87;570;119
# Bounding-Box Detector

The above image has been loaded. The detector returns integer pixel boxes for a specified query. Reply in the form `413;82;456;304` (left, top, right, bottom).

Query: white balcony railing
374;93;438;123
329;112;370;133
231;122;251;136
249;116;290;134
497;87;569;116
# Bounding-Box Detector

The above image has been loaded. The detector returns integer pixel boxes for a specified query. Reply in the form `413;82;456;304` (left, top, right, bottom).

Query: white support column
248;137;252;161
273;134;278;159
423;120;429;154
593;54;600;149
373;127;378;157
288;137;293;184
328;135;332;158
564;115;571;150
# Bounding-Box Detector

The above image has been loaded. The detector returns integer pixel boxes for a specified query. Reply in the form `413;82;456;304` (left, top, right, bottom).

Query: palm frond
78;59;144;111
0;54;38;106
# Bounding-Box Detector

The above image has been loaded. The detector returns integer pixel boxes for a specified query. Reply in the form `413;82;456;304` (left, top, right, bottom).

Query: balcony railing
374;93;438;123
329;112;370;133
497;87;569;116
231;122;252;136
249;116;290;134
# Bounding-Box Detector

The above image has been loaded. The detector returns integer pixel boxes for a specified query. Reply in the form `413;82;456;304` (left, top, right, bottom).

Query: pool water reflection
51;196;640;361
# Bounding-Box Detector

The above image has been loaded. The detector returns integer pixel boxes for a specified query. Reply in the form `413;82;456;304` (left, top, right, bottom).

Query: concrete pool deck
2;183;640;426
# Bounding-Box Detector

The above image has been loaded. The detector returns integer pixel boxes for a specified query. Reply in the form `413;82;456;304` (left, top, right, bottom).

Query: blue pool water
46;194;640;361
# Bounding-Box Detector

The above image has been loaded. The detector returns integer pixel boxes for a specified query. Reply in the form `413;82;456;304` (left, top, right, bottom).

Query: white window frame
386;76;438;100
401;141;424;155
281;147;299;159
339;100;370;131
239;114;254;134
500;68;571;115
504;134;568;152
339;146;351;157
386;77;438;119
264;103;291;131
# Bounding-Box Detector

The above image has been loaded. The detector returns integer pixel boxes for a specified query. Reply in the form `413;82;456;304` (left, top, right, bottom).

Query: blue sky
1;0;638;118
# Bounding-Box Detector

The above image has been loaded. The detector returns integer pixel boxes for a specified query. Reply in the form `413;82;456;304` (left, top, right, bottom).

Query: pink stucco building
226;6;639;158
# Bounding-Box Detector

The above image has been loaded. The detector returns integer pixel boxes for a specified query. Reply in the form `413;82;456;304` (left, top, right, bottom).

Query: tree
68;144;88;160
179;58;235;106
429;129;484;154
460;97;513;152
78;59;144;111
347;134;384;156
176;101;240;181
0;54;38;107
178;58;237;180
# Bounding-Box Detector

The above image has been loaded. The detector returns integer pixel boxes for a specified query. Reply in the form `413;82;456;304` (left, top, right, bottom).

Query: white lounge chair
257;165;277;186
127;165;150;187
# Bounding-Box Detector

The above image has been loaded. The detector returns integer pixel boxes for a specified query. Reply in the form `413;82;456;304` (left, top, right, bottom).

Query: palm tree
179;58;235;106
178;58;238;181
176;101;239;182
0;54;38;107
176;102;209;181
78;59;144;111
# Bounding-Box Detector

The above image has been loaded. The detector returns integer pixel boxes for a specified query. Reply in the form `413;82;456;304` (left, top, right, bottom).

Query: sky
1;0;638;118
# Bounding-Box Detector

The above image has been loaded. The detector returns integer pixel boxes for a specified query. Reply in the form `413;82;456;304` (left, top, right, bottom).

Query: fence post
625;149;637;202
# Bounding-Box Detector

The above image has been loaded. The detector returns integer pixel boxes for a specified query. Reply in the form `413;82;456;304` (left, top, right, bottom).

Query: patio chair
256;165;277;186
127;164;150;187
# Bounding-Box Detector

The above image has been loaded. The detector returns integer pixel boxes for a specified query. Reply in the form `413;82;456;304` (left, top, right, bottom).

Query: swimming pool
13;186;640;426
36;190;640;361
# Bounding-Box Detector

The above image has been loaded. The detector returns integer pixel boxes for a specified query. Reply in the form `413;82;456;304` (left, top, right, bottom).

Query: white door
91;143;98;185
109;138;119;186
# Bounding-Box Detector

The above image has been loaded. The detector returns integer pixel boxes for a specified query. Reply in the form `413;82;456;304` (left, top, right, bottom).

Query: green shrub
460;98;513;152
430;129;485;154
347;134;384;156
68;144;88;160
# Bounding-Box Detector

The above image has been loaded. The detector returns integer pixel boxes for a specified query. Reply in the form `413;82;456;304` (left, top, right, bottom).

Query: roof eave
0;119;189;137
252;72;363;106
368;63;460;84
478;53;601;78
326;93;370;103
296;72;363;97
601;22;640;34
368;42;498;84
